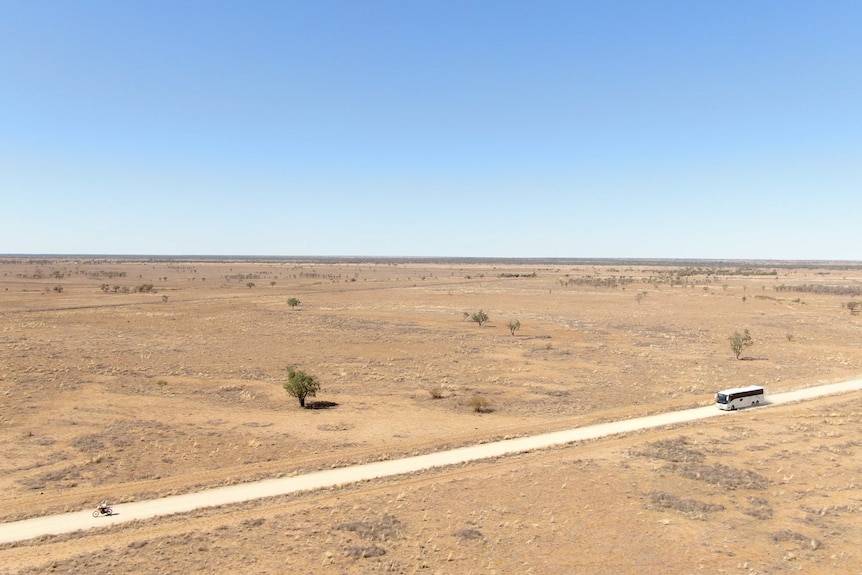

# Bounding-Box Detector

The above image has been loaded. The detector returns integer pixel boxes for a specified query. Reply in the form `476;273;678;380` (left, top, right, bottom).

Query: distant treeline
656;267;779;278
3;255;861;268
560;275;636;288
775;284;862;297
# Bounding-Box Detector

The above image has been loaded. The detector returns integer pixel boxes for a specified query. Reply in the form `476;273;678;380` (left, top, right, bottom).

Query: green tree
287;297;301;309
283;366;321;408
507;319;521;336
729;329;753;360
470;310;489;327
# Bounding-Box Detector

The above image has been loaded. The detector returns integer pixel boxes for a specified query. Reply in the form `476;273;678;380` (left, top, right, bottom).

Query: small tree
287;297;301;309
507;319;521;336
729;329;753;360
283;366;321;408
470;310;489;327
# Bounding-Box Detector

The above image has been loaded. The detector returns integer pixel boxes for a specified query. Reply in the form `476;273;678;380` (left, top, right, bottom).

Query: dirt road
3;377;860;546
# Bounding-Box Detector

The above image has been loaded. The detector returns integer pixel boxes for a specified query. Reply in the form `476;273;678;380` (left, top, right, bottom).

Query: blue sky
1;1;860;259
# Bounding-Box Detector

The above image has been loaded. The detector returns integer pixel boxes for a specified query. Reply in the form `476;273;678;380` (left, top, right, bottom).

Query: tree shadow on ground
305;400;339;410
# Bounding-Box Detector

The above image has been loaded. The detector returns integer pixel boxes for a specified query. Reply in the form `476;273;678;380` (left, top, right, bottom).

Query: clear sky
1;1;860;259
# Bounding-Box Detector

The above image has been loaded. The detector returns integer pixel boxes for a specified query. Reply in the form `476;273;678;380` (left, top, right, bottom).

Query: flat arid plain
2;257;862;574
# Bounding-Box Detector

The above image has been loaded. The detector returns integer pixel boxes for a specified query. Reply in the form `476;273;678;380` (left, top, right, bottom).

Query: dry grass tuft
345;544;387;559
467;396;491;413
645;491;724;519
454;527;484;540
336;514;405;542
743;496;774;520
631;436;705;462
770;529;822;550
664;462;770;490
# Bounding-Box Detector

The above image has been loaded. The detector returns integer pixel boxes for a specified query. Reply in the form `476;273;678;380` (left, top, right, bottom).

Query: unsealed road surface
2;378;860;545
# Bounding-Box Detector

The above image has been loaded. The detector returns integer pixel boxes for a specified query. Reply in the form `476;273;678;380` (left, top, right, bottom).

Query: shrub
470;310;489;327
507;319;521;335
468;396;490;413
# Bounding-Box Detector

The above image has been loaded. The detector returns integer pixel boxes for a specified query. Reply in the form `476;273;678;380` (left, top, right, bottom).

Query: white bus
715;385;765;410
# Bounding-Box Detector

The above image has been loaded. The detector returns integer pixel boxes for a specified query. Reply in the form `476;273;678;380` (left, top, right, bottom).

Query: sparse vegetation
283;367;321;408
507;319;521;335
743;496;774;520
645;491;725;518
454;527;484;540
468;395;490;413
470;310;489;327
729;329;753;359
345;544;386;559
770;530;822;550
2;258;862;573
631;436;705;462
428;387;445;399
664;461;770;490
287;297;301;309
776;284;862;297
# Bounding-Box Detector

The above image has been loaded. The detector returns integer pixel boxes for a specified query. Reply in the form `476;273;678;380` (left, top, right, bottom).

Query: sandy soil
1;257;861;573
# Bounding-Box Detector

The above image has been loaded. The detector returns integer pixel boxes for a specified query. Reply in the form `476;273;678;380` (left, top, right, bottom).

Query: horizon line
2;254;861;267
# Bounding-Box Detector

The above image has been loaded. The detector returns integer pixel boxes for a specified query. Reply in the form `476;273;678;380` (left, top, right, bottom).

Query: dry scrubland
1;257;862;574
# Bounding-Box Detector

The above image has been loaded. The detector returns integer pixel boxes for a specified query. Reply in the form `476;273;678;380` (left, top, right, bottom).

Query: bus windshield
716;393;729;404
